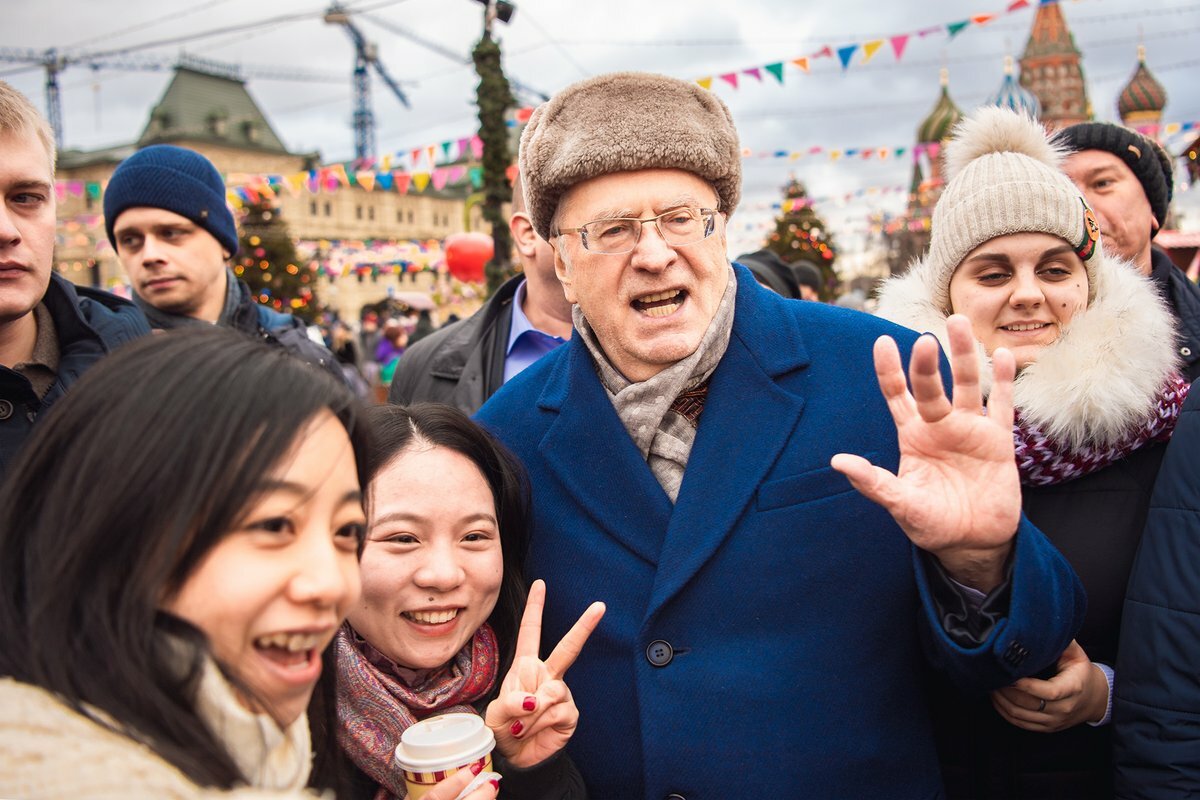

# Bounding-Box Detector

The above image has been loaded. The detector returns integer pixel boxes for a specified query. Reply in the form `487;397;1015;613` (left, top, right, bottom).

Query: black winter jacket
0;274;150;478
1152;247;1200;382
387;275;521;413
1113;383;1200;798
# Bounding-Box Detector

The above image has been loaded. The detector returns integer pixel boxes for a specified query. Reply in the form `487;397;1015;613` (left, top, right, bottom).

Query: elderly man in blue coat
476;72;1085;800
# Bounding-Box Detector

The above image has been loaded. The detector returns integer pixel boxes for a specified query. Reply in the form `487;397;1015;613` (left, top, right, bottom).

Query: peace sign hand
484;579;605;769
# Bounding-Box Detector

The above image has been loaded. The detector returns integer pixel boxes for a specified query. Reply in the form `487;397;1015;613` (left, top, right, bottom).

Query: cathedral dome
918;69;963;144
1118;45;1167;124
987;56;1041;118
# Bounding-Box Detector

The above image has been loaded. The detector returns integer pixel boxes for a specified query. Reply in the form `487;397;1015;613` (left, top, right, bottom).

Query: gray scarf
575;266;736;502
133;267;242;330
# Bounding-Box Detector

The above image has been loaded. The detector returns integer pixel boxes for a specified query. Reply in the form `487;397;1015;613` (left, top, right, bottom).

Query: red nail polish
522;696;536;711
510;719;523;736
470;761;484;776
489;778;501;790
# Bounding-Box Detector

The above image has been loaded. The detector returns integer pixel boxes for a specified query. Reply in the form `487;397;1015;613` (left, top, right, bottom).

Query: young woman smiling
0;328;372;797
330;403;602;800
875;107;1187;799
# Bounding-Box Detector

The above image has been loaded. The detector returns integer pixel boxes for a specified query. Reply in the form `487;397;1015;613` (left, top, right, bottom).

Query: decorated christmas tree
765;177;839;300
235;201;318;321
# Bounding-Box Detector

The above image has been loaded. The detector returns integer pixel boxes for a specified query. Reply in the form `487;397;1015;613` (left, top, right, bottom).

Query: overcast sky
4;0;1198;258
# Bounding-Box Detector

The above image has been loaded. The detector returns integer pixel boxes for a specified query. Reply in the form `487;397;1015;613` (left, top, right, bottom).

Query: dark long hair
361;403;531;683
0;327;372;789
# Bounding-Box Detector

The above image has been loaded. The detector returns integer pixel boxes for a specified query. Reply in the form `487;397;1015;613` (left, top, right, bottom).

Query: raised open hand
484;579;605;768
831;315;1020;591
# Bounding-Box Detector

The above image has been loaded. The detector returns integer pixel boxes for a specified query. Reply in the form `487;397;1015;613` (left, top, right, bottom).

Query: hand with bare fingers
484;579;606;769
831;315;1021;591
991;640;1110;733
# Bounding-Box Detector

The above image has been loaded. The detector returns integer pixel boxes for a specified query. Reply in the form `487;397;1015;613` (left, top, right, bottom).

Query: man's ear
552;242;577;304
1151;214;1160;233
509;213;538;260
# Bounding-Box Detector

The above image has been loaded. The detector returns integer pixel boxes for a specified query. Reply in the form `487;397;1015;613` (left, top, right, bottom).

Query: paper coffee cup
394;713;496;800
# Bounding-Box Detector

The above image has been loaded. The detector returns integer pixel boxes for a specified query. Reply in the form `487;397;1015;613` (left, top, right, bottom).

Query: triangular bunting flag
764;63;784;83
441;141;453;161
890;35;909;60
972;13;996;25
426;145;437;165
505;164;519;184
357;172;376;192
67;181;83;197
743;67;762;82
413;173;431;192
332;164;350;187
381;154;393;171
697;76;714;90
470;136;484;160
862;40;884;63
448;166;466;183
1007;0;1030;10
54;182;65;203
918;25;942;37
719;72;738;89
792;57;809;73
946;20;970;38
376;172;394;192
457;138;470;159
814;46;833;59
468;166;483;189
410;148;422;166
432;168;449;191
836;44;858;70
515;107;534;123
393;172;411;194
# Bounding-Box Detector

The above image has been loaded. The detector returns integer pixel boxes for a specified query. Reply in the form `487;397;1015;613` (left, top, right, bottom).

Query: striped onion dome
918;68;963;144
1118;46;1167;122
987;56;1041;118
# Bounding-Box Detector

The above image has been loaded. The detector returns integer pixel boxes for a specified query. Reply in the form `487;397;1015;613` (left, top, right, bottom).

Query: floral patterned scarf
335;622;499;799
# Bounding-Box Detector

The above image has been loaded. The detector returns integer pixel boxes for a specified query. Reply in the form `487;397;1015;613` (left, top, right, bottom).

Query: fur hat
104;145;239;257
518;72;742;241
924;107;1101;313
1054;121;1173;239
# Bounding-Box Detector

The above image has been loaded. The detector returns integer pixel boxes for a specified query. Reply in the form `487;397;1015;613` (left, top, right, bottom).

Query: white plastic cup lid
394;713;496;773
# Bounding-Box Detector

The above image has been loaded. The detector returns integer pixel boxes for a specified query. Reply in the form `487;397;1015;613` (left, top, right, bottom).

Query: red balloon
443;232;493;284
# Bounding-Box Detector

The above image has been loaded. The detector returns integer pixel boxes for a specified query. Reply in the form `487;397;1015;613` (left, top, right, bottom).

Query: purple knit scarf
335;622;499;799
1014;373;1190;486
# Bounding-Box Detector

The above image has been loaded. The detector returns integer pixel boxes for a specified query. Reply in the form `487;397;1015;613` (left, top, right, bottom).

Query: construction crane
0;48;347;149
323;3;410;164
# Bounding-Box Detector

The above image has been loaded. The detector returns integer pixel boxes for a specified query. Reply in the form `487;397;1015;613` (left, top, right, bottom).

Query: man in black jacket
104;145;341;380
0;82;150;477
388;172;572;412
1059;122;1200;380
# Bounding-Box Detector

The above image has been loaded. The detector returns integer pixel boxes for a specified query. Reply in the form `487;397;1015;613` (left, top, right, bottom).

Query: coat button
665;795;687;800
1182;346;1193;358
646;640;674;667
1002;640;1029;667
0;399;12;420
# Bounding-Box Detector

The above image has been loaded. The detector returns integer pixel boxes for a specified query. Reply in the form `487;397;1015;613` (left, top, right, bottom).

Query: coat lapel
537;338;674;565
647;270;810;617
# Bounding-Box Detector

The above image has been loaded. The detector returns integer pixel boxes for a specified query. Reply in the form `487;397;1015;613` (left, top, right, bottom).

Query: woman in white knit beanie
875;106;1187;799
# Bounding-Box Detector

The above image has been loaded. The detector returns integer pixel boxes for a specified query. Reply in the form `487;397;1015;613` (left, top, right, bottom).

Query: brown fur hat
518;71;742;241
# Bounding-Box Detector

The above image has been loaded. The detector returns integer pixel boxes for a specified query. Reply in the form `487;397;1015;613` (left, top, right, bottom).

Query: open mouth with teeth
1001;322;1051;332
632;289;686;318
403;608;460;626
253;631;325;672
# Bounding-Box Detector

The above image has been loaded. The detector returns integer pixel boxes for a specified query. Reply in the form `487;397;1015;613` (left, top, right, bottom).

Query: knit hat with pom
926;106;1101;312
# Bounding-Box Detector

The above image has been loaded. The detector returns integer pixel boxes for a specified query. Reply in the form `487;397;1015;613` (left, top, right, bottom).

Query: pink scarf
1014;372;1189;486
335;623;499;799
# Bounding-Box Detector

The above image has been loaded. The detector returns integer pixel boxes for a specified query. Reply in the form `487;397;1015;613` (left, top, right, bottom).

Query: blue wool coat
476;266;1085;800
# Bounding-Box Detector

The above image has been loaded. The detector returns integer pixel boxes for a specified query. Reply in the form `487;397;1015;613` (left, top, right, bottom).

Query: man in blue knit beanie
104;144;339;377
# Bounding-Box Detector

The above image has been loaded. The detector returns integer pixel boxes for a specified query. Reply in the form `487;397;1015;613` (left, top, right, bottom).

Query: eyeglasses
555;206;719;255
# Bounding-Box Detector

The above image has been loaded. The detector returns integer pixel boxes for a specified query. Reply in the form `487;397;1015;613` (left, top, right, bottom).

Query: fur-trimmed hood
875;246;1180;453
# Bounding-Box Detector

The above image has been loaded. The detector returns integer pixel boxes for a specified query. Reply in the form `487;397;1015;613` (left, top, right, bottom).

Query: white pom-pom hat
926;106;1101;312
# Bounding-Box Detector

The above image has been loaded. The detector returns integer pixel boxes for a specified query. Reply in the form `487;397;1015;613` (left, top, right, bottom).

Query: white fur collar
875;248;1179;452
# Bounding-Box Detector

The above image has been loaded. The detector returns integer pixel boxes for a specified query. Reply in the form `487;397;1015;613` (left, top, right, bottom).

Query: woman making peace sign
330;404;604;800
